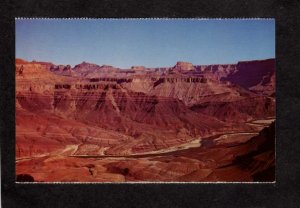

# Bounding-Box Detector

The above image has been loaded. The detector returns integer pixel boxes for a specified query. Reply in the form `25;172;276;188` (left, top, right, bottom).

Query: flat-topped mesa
172;61;195;72
225;58;275;89
100;65;115;69
131;66;146;71
237;58;275;66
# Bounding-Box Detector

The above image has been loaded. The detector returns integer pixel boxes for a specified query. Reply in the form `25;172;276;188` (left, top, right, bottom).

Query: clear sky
16;19;275;68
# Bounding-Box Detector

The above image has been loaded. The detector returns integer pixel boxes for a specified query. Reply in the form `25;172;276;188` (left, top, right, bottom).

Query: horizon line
16;57;276;69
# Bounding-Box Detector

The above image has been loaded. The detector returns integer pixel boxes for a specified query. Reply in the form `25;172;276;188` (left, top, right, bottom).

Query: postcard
15;19;275;183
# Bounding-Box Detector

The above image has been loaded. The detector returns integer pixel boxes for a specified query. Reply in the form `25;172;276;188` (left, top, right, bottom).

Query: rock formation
131;66;146;71
15;58;275;182
173;61;194;71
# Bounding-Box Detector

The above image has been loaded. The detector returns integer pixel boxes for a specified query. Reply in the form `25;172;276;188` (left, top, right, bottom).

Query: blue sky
16;19;275;68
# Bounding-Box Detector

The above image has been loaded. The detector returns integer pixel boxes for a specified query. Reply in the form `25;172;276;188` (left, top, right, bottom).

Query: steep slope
16;61;234;156
190;96;275;122
194;64;237;80
194;59;275;94
43;84;232;154
223;59;275;95
249;72;275;95
16;58;275;182
148;78;247;106
16;107;133;158
16;58;275;156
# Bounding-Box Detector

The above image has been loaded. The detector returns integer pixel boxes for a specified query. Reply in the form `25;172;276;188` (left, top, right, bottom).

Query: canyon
15;58;275;182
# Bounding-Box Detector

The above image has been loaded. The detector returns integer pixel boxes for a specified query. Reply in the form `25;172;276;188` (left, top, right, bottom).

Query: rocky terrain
15;58;275;182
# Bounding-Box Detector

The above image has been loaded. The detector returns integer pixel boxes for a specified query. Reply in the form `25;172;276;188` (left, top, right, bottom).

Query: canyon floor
15;58;276;182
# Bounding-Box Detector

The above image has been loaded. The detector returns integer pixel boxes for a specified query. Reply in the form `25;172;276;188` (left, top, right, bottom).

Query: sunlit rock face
172;61;194;72
15;58;275;182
